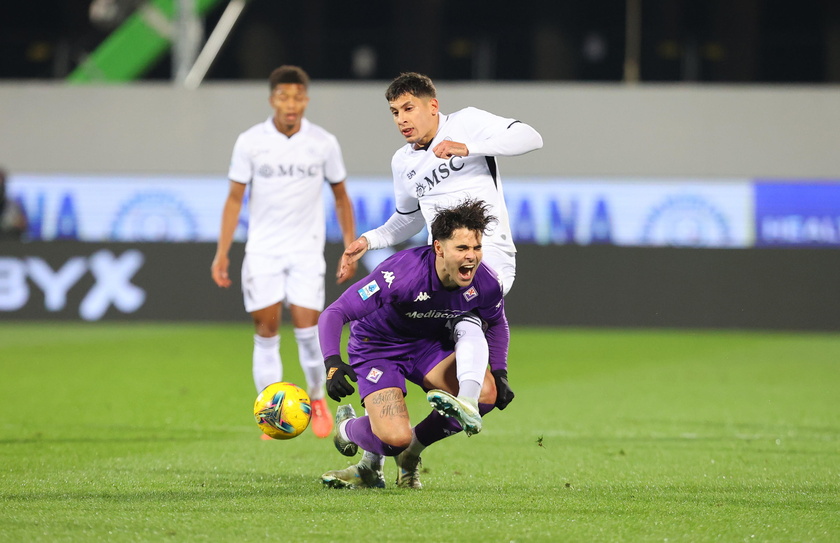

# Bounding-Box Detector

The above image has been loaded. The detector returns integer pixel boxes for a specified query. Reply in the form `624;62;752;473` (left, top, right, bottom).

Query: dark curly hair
431;199;497;242
269;65;309;91
385;72;436;102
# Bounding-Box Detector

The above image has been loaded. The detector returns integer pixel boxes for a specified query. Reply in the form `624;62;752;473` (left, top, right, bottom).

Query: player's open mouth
402;127;413;137
458;264;475;280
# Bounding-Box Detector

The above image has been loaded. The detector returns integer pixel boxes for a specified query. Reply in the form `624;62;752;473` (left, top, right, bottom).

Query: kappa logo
414;291;430;302
463;286;478;301
366;368;383;384
381;270;395;288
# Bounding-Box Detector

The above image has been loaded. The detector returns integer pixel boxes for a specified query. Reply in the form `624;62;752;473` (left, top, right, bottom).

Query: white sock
454;318;488;405
253;334;281;392
405;431;426;458
360;450;385;471
294;325;325;400
338;419;351;441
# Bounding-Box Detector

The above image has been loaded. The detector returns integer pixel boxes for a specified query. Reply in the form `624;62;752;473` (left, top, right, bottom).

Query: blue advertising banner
755;182;840;247
10;174;839;249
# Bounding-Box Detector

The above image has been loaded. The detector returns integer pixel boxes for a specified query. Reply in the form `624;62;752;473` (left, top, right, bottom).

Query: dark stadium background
2;0;839;83
1;0;838;331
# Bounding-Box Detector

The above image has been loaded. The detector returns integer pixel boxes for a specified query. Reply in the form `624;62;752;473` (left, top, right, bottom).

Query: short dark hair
269;65;310;91
431;199;497;242
385;72;436;102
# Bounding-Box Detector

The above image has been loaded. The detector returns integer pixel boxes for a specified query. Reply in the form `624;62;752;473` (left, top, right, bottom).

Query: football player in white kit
337;71;542;295
329;72;541;485
212;66;357;439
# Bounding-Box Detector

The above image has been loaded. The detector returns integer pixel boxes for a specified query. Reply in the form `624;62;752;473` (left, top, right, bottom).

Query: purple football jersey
319;246;509;371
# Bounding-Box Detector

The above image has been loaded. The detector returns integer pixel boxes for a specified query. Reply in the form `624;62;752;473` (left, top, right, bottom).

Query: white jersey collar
262;116;310;138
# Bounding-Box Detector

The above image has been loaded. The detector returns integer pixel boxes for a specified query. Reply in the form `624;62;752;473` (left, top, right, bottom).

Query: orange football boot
310;398;334;438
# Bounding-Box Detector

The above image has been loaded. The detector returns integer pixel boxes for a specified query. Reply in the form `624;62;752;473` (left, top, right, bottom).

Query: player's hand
337;236;368;283
491;369;515;410
433;140;469;159
211;254;231;288
336;256;358;284
325;355;358;401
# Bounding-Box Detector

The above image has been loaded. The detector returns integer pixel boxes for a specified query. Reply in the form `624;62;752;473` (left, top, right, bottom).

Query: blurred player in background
212;65;357;439
335;71;541;443
319;200;515;489
0;168;28;241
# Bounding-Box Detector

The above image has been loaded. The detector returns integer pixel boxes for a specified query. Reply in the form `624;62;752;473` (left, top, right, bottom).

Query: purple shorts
348;335;454;402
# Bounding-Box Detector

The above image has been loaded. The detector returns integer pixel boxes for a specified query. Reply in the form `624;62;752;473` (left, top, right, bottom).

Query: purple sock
344;415;406;456
414;403;495;447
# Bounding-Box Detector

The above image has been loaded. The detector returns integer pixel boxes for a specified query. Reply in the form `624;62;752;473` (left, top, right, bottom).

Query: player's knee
374;426;412;449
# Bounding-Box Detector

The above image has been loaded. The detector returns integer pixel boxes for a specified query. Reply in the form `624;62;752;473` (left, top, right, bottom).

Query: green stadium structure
68;0;223;83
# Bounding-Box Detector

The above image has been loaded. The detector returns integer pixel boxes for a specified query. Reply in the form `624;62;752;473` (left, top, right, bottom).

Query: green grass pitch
1;323;838;542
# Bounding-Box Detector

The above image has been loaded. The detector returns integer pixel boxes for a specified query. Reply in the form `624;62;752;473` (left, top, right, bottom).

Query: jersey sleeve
318;251;418;358
391;151;421;214
323;134;348;183
363;210;425;250
458;107;544;158
361;151;425;249
227;133;252;184
319;273;386;359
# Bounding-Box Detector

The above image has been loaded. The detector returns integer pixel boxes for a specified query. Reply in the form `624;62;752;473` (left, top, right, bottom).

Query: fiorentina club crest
366;368;383;383
463;286;478;301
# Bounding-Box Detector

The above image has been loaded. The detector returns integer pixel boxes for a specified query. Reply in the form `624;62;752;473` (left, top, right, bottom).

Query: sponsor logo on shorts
366;368;383;383
463;286;478;301
358;280;380;300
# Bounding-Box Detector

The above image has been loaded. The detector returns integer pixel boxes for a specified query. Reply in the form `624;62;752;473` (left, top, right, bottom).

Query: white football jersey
390;107;517;254
229;117;346;256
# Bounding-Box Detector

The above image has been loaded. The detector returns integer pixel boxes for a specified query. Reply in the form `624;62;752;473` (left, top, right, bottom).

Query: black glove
325;355;358;402
491;369;515;410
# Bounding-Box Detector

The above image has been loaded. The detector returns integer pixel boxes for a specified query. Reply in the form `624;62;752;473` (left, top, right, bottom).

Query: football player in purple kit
318;199;515;489
332;72;541;464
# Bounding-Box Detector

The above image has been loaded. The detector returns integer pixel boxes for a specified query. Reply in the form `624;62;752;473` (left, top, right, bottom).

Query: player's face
269;83;309;135
389;93;439;148
434;228;483;289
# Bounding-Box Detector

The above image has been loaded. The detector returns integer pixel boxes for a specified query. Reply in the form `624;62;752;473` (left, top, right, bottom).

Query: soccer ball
254;382;312;440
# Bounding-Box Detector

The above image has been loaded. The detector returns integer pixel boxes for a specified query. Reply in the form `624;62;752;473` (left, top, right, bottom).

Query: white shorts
481;245;516;296
241;252;326;313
